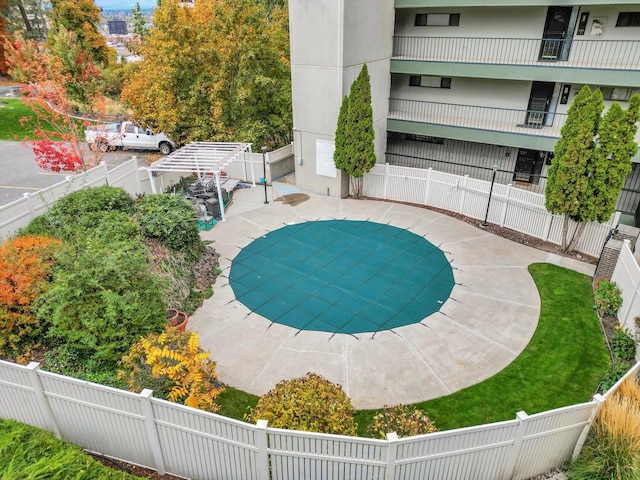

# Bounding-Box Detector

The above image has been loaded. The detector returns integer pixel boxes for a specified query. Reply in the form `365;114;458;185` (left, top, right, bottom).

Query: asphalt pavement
0;140;152;206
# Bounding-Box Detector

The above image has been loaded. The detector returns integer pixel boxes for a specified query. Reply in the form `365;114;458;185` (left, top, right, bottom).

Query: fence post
500;184;511;227
572;395;605;461
256;420;270;480
26;362;61;438
385;432;398;480
502;410;528;480
458;175;468;213
139;389;166;475
424;168;433;206
382;163;389;200
101;160;110;186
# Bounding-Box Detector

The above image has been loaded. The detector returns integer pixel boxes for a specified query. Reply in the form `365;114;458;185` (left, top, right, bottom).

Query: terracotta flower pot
171;311;189;333
167;308;179;324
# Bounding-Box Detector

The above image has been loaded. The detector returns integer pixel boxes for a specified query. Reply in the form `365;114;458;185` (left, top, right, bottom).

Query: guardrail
392;36;640;70
388;98;566;138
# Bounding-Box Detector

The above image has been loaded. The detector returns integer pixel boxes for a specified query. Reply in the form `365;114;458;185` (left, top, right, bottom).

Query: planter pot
167;308;179;324
171;311;189;333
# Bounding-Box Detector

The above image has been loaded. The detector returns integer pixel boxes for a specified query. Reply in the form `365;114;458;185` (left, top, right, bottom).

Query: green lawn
0;98;40;140
218;386;258;420
0;418;140;479
355;263;610;435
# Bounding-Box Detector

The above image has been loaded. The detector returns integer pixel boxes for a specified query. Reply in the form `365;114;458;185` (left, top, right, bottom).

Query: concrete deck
189;184;595;409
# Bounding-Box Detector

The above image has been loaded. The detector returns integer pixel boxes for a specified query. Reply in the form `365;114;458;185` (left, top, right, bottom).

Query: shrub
118;327;223;412
245;373;358;436
134;194;203;255
37;231;166;369
0;236;63;357
601;359;632;393
569;377;640;480
367;404;438;439
612;326;637;361
594;278;623;317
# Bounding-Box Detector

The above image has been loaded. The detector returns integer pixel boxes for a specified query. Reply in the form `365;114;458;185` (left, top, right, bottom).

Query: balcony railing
392;36;640;70
388;98;567;138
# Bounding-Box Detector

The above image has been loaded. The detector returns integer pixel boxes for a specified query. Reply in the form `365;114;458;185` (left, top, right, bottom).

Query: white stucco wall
391;75;533;110
289;0;394;197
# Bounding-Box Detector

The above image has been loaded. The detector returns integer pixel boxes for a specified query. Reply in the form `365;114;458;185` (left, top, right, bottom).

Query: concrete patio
189;183;595;409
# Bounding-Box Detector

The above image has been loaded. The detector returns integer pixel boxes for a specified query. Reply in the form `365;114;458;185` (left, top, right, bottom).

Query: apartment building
289;1;640;219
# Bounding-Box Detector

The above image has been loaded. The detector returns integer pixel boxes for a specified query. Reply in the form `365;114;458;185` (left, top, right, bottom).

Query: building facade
289;0;640;218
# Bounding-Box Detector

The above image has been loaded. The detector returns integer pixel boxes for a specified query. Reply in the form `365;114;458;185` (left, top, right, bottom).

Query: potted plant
171;311;188;333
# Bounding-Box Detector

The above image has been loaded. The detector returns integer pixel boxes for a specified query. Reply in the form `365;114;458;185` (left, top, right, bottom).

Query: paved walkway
189;184;595;409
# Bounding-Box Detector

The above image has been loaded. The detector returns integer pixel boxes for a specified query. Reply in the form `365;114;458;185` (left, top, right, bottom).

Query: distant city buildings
107;20;128;35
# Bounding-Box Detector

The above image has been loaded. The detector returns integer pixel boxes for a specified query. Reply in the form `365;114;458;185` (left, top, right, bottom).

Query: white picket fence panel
2;359;637;480
364;164;619;259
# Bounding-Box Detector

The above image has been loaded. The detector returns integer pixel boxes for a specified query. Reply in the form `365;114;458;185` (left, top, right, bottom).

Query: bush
612;326;637;361
36;231;166;369
118;326;223;412
367;404;438;439
594;278;623;317
134;194;203;255
245;373;357;436
0;236;63;358
569;377;640;480
0;418;138;479
601;359;632;393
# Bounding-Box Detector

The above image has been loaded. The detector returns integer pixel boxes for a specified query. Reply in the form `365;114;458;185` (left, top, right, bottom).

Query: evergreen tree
545;85;603;251
332;64;376;198
131;2;148;39
334;94;349;172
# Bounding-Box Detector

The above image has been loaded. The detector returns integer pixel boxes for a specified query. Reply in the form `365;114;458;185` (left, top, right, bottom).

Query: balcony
392;37;640;71
388;98;567;144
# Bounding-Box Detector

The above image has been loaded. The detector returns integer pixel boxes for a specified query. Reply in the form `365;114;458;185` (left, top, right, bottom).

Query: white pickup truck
85;121;177;155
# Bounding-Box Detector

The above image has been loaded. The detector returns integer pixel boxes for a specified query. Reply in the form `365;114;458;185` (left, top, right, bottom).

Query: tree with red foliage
5;31;106;171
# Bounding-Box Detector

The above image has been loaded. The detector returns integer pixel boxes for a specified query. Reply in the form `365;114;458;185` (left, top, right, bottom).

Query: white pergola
145;142;255;221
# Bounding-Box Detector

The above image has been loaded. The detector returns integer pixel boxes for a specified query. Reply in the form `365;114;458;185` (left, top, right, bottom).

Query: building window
601;87;632;101
616;12;640;27
405;134;444;144
415;13;460;27
409;75;452;89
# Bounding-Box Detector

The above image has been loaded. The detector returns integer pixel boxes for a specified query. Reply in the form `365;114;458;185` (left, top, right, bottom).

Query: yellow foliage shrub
118;326;223;412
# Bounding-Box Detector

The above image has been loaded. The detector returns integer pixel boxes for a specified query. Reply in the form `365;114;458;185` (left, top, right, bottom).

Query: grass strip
0;98;40;140
0;417;141;479
217;385;259;420
355;263;610;434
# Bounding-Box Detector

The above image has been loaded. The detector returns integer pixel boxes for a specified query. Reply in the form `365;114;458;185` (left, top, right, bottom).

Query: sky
95;0;156;10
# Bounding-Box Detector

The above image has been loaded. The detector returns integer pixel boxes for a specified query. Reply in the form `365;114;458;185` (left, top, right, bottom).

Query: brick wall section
612;224;640;252
594;238;624;283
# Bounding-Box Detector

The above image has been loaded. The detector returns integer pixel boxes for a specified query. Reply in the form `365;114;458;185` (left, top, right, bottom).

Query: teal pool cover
229;220;454;335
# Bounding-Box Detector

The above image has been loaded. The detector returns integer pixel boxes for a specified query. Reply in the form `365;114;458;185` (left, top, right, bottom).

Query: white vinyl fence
3;359;639;480
0;159;147;242
364;164;619;259
612;239;640;344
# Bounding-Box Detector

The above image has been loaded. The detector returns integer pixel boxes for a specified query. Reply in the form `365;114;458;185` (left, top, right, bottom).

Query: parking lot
0;140;154;206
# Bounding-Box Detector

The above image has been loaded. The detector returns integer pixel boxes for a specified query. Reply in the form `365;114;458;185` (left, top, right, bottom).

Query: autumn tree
0;236;63;359
5;32;106;171
333;64;376;198
0;0;9;74
546;86;640;252
245;373;358;435
2;0;48;41
49;0;110;66
122;0;291;148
